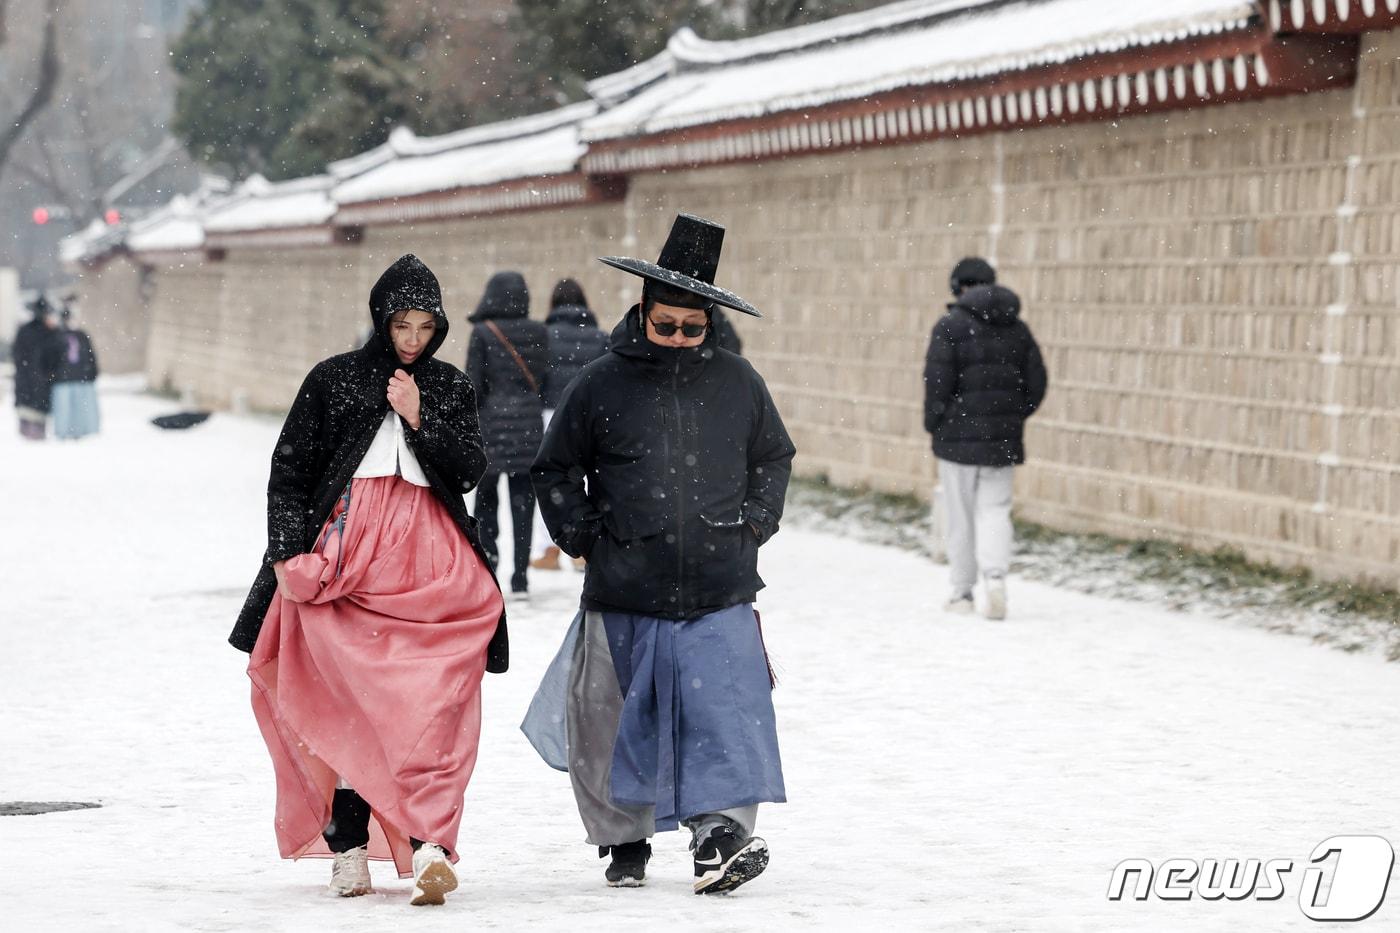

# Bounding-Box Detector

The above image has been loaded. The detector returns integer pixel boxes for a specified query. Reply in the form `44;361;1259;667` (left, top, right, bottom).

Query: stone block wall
69;254;150;374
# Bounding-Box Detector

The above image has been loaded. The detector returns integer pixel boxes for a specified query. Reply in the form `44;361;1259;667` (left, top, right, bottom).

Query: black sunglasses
647;311;711;338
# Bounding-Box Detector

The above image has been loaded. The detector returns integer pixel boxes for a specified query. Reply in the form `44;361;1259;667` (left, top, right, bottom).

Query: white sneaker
943;594;974;615
410;843;458;907
983;576;1007;620
328;845;371;897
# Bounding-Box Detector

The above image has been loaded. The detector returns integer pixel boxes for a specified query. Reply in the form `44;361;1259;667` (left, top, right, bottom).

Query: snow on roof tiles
126;196;207;253
130;218;204;252
201;175;336;233
332;103;596;206
582;0;1257;141
59;220;121;265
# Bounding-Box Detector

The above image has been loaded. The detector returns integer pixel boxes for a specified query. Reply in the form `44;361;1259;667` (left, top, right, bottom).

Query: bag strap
483;320;540;395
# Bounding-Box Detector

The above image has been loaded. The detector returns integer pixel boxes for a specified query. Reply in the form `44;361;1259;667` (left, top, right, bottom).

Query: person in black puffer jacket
466;271;548;596
531;278;609;571
542;278;609;409
923;257;1047;620
710;306;743;355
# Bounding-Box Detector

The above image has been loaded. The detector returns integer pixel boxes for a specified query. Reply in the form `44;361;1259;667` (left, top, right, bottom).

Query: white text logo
1108;835;1394;922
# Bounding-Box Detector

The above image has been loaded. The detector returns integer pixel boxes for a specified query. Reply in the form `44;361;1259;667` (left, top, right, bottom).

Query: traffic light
104;208;121;225
30;205;70;224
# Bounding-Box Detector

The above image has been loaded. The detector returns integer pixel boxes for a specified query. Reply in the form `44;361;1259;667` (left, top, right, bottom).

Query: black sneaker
600;840;651;887
692;824;769;895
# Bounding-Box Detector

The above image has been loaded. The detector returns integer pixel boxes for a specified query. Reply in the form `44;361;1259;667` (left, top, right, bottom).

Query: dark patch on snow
1;801;102;816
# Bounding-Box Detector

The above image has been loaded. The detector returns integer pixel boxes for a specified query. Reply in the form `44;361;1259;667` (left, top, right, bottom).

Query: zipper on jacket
672;358;685;611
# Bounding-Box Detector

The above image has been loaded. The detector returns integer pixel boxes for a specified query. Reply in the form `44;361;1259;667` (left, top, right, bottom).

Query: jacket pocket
695;517;745;563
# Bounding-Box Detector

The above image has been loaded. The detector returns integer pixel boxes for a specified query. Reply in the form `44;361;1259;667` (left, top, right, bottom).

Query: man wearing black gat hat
527;214;796;895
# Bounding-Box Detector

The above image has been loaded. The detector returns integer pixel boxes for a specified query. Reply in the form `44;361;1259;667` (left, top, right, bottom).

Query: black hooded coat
13;315;60;413
229;255;508;672
465;272;548;475
532;306;796;619
542;303;608;409
922;283;1047;466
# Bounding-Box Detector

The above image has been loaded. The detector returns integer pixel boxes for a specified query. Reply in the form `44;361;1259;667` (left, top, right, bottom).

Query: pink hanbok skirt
248;475;503;877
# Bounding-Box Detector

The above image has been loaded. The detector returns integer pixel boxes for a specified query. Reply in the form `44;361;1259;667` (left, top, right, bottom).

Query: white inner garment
353;410;430;487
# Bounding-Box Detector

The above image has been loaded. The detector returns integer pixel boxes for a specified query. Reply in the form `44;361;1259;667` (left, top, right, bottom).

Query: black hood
469;271;530;322
366;254;449;372
952;284;1021;327
608;304;717;382
545;303;599;328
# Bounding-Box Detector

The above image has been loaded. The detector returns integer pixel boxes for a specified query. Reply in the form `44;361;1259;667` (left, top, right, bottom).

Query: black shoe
600;840;651;887
692;824;769;895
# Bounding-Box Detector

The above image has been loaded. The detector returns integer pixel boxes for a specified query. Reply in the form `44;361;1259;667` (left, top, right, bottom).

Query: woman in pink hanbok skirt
231;255;508;906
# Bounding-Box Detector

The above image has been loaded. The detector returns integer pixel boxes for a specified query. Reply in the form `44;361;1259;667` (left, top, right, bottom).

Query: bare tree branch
0;0;64;180
34;129;86;221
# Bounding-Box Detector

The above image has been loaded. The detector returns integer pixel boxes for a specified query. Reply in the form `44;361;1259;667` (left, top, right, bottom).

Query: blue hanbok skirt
523;604;785;831
51;381;100;439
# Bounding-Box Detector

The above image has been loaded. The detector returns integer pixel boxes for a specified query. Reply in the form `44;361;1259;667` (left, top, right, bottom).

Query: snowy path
4;385;1400;932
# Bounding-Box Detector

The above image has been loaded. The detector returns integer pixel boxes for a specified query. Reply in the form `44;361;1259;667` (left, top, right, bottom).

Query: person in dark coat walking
527;214;795;895
710;306;743;355
231;254;508;907
923;257;1047;620
465;271;548;597
13;295;61;440
530;277;609;571
50;304;101;440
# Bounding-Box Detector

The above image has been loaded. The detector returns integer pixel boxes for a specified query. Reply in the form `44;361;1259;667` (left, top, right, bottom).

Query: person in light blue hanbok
50;305;100;441
527;214;796;896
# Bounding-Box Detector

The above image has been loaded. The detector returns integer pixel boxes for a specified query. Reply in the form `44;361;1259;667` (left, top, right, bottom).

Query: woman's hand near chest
387;369;421;430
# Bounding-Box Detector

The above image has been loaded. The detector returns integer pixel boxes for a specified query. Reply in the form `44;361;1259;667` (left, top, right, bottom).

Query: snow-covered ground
4;383;1400;932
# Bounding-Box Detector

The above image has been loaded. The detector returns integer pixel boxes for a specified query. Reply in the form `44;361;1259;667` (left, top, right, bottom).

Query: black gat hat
599;213;760;317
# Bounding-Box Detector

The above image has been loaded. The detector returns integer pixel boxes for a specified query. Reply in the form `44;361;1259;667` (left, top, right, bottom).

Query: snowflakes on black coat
532;305;796;620
230;257;507;672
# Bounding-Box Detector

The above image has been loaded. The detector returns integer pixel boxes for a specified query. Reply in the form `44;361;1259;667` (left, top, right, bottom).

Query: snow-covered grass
4;384;1400;931
788;476;1400;661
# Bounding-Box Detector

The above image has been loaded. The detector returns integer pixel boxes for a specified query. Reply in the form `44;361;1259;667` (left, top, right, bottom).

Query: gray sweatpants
937;460;1014;596
566;610;758;847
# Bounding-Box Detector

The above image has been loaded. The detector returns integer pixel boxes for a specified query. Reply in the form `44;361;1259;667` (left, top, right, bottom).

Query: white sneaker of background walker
410;843;458;906
983;576;1007;621
328;845;372;897
943;594;974;615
